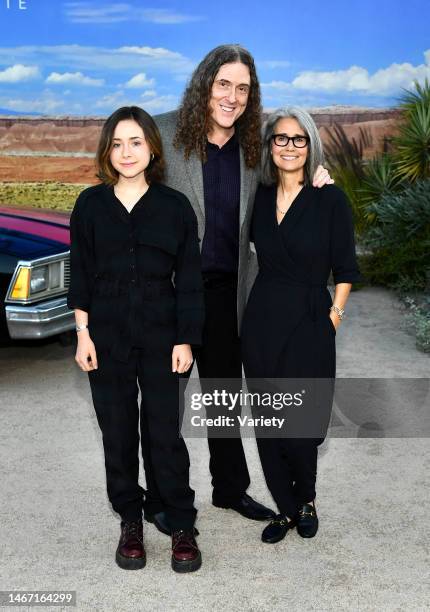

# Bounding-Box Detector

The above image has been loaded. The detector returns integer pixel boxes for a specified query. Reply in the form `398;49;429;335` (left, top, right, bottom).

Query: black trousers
88;347;196;530
255;437;321;518
193;273;251;504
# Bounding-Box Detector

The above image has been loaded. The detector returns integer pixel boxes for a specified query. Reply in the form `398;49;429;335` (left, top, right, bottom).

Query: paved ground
0;286;429;612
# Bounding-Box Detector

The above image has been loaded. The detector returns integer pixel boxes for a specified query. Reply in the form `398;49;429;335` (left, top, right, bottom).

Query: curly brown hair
96;106;165;185
174;44;262;169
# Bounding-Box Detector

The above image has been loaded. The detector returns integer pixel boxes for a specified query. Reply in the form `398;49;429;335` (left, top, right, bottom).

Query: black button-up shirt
201;133;240;274
67;182;204;362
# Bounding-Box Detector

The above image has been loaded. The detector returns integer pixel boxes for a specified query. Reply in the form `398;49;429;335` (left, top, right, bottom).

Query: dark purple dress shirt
201;133;240;274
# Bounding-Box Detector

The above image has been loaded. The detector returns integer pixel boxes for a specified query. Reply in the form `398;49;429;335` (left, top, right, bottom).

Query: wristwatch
76;324;88;332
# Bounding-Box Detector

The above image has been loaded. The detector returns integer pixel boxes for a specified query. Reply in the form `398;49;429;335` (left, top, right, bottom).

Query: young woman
67;106;204;573
241;107;361;544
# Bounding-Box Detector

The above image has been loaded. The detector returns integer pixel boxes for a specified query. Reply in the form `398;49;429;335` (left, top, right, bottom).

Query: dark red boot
171;529;202;573
115;520;146;570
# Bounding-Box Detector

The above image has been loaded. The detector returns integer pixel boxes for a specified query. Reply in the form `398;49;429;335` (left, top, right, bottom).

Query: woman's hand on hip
172;344;193;374
75;330;98;371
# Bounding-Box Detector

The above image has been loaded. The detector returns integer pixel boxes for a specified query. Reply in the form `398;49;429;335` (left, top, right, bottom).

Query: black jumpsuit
67;181;204;530
241;183;360;518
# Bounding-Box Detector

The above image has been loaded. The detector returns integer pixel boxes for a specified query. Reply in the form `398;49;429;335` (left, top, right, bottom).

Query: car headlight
8;256;68;302
10;267;30;299
30;266;48;294
49;262;61;289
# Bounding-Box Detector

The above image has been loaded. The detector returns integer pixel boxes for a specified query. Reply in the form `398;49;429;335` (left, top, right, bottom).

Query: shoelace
172;530;197;550
123;521;142;538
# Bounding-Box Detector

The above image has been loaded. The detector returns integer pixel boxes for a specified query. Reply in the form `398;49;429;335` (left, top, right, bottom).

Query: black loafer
261;514;297;543
213;493;276;521
145;511;171;536
297;503;318;538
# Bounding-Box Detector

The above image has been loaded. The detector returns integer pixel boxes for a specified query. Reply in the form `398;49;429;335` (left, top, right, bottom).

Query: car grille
63;257;70;290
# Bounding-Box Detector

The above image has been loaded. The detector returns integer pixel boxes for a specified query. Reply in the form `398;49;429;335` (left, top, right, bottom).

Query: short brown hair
96;106;165;185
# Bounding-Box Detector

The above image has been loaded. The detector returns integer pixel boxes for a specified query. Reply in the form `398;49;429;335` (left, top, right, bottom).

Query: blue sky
0;0;429;115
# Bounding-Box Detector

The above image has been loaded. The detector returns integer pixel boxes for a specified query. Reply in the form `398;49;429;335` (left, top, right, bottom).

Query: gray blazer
154;111;259;331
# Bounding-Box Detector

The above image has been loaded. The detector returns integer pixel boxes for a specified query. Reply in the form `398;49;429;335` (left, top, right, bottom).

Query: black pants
194;273;250;504
88;347;196;530
256;437;321;518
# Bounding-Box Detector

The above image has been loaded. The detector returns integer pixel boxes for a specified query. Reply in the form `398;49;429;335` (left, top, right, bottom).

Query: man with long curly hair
145;44;332;534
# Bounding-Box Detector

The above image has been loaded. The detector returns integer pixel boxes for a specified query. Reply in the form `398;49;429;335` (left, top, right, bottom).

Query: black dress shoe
297;502;318;538
145;511;200;537
145;511;171;536
261;514;297;544
213;493;276;521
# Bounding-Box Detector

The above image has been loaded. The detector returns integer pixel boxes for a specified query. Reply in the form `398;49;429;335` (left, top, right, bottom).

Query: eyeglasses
271;134;309;148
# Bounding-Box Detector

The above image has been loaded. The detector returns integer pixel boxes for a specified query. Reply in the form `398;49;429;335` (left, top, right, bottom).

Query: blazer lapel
239;147;252;229
184;151;205;220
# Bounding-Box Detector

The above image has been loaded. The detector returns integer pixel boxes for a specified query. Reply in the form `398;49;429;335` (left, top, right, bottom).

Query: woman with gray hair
241;106;361;544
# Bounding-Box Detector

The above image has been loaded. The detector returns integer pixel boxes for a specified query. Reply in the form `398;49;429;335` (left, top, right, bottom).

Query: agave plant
359;154;405;222
393;80;430;181
398;78;430;112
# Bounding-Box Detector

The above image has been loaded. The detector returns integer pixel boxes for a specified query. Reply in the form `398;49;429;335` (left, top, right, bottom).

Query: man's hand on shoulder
312;165;334;188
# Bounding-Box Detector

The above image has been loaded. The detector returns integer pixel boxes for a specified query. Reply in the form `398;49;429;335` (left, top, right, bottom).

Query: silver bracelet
76;324;88;332
330;305;345;320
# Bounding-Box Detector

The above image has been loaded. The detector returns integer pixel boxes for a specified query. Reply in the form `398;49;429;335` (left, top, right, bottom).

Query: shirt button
131;264;135;269
130;247;134;253
131;278;136;283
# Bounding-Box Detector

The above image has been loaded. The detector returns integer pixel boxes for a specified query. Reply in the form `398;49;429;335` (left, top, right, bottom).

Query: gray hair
261;106;324;186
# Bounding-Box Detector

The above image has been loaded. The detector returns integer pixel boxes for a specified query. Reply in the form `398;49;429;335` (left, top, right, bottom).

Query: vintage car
0;206;74;340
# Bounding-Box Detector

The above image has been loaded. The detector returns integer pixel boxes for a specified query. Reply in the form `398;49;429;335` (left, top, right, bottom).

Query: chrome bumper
5;296;75;339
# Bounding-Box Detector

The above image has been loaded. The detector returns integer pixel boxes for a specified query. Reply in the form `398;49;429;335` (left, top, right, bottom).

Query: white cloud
64;2;130;24
118;46;185;61
46;71;105;86
292;66;370;92
95;90;126;109
139;9;204;24
94;90;178;113
139;94;178;112
0;92;64;114
125;73;155;89
0;45;194;75
262;49;430;97
64;2;204;25
261;80;293;91
141;90;157;98
0;64;40;83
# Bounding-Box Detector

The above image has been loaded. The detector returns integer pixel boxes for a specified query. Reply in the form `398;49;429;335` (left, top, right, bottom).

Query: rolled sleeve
330;189;362;285
67;195;94;311
174;198;205;345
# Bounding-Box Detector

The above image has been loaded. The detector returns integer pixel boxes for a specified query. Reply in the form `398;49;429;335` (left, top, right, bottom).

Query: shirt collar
206;130;239;153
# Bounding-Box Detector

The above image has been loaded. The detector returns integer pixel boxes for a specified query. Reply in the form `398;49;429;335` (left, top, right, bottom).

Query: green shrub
324;124;372;235
360;179;430;291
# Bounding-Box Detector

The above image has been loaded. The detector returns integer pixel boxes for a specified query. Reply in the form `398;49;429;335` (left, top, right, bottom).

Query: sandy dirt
0;155;99;183
0;112;401;183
